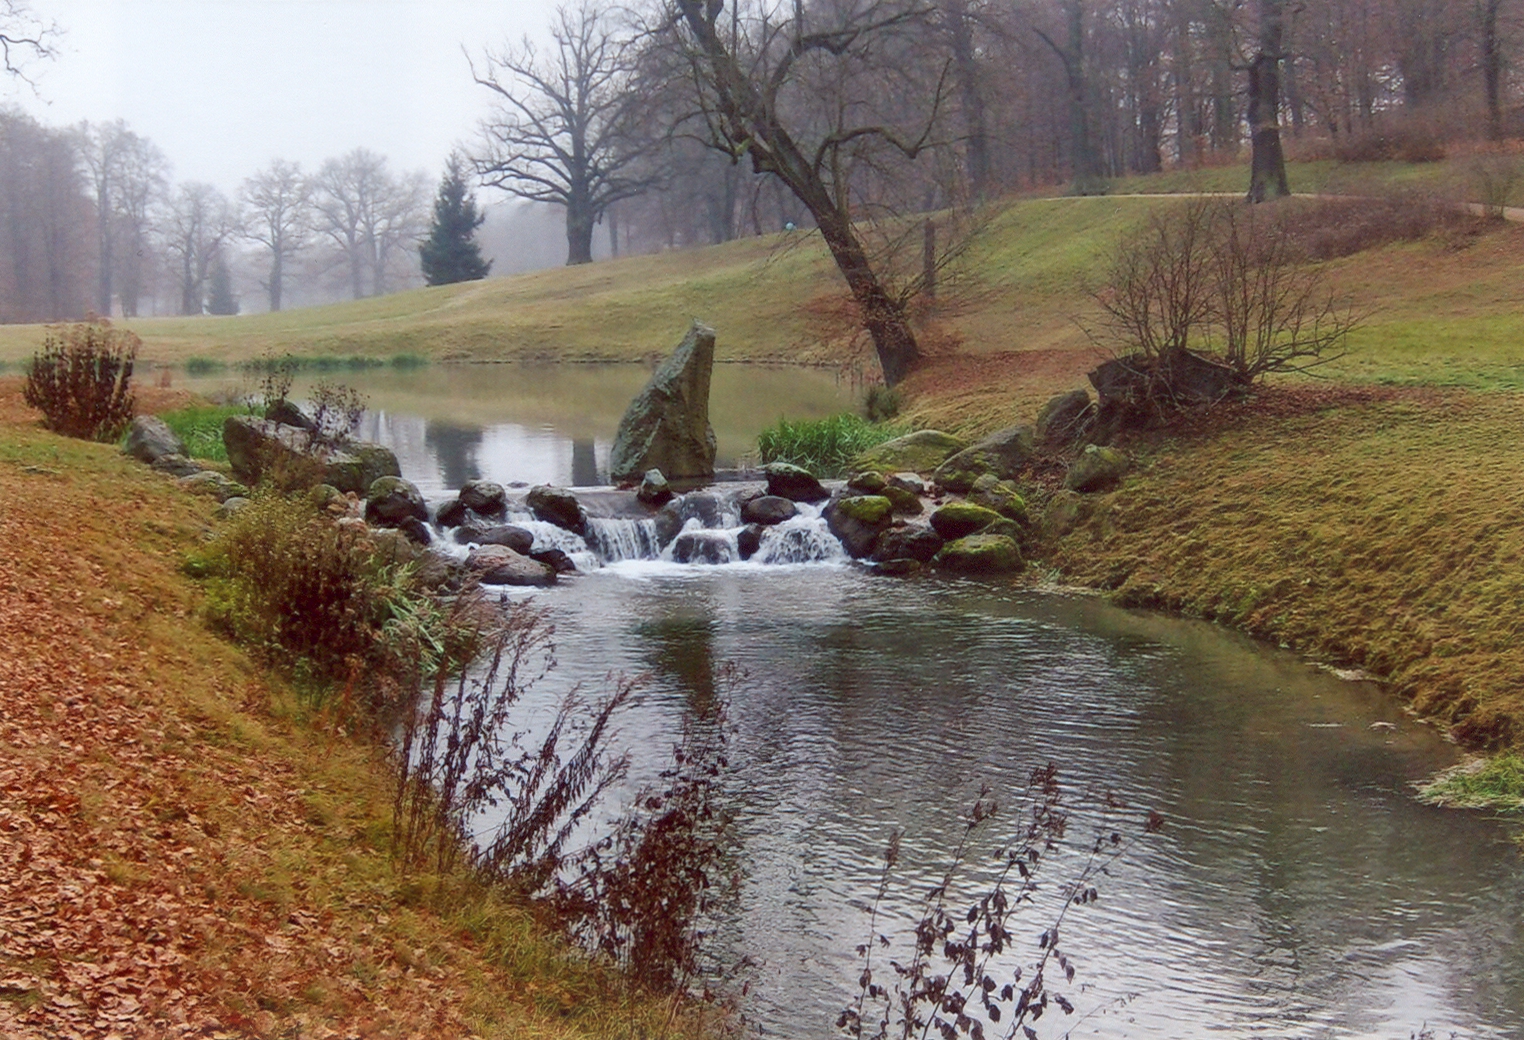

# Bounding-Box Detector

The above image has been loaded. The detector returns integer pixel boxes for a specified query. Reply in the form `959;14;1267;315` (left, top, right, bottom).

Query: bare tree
161;182;238;316
472;1;657;266
0;1;55;83
73;121;164;316
311;149;426;299
240;159;312;313
0;110;91;322
110;133;168;317
653;0;951;387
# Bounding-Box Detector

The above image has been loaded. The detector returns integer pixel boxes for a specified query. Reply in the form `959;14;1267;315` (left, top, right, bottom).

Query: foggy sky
6;0;563;191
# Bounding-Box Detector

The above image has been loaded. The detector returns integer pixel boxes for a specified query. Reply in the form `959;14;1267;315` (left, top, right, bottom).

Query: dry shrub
23;319;139;441
1263;194;1484;260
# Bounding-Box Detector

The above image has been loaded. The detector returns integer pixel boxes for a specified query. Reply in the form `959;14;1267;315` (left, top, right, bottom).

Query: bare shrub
309;379;367;446
23;319;139;441
1093;197;1362;416
838;764;1162;1039
1264;195;1483;261
1467;150;1524;220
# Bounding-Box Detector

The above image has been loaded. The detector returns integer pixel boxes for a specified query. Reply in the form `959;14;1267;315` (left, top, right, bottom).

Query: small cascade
587;517;664;563
752;513;849;565
441;488;850;576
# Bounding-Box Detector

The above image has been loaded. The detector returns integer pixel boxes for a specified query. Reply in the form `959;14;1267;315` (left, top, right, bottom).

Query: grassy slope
0;380;703;1039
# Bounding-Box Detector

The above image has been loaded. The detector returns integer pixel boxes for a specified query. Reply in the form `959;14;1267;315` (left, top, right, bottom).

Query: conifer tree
207;251;239;315
420;155;491;286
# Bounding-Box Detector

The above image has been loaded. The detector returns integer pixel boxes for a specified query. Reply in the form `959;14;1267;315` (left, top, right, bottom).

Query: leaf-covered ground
0;379;661;1040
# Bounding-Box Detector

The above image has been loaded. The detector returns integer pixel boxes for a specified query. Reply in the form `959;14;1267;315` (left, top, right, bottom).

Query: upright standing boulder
609;323;717;483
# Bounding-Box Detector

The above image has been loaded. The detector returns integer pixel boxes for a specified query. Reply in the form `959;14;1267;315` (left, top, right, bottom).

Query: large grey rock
527;484;587;536
609;323;717;482
765;463;828;504
933;426;1036;493
265;399;318;433
365;476;429;528
1064;445;1129;493
124;416;185;464
223;415;399;494
468;545;556;586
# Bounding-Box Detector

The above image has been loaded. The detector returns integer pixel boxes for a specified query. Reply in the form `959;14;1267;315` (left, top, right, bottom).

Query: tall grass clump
184;356;227;375
158;403;249;462
759;413;906;476
23;319;139;442
390;352;430;369
1416;755;1524;810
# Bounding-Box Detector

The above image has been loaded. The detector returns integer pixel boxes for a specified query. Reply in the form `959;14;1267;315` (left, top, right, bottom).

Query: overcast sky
6;0;561;193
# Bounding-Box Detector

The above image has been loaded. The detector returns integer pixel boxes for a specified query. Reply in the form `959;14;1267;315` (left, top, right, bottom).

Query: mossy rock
853;430;966;474
882;484;923;515
1041;490;1087;540
1064;445;1129;493
934;534;1024;575
930;450;996;494
933;426;1036;492
833;494;893;525
929;502;1004;540
846;471;888;494
966;474;1027;522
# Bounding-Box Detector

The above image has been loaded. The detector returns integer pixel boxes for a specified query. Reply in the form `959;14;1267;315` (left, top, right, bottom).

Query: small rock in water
765;463;828;503
459;479;508;517
366;476;429;527
671;530;734;565
454;523;534;555
468;545;557;586
637;468;674;506
527;485;587;536
741;495;796;526
736;524;764;561
530;548;578;574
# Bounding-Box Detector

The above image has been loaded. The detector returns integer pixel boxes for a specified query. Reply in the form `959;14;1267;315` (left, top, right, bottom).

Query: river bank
0;376;707;1038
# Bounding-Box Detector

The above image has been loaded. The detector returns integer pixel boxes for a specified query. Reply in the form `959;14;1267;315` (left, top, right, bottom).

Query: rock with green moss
846;471;888;494
824;494;893;557
1034;389;1093;447
929;501;1004;541
1064;445;1129;493
1041;490;1086;539
882;483;923;515
852;430;966;474
966;474;1027;521
366;476;429;529
933;425;1036;492
871;523;943;564
934;533;1024;575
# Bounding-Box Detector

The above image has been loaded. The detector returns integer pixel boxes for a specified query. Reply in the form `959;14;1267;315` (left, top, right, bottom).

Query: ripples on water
502;568;1524;1040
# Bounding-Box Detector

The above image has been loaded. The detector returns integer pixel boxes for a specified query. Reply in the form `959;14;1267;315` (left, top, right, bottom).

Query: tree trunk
269;253;283;312
1483;0;1504;142
566;208;595;265
815;207;920;386
945;0;991;200
1247;0;1289;204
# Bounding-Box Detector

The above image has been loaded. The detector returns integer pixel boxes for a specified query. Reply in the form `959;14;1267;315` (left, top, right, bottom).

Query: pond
188;360;1524;1037
178;361;862;495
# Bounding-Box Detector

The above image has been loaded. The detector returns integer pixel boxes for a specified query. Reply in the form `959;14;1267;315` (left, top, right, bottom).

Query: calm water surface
506;565;1524;1040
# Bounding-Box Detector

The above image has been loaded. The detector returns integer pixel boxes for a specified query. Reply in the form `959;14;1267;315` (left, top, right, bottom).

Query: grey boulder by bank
609;323;717;483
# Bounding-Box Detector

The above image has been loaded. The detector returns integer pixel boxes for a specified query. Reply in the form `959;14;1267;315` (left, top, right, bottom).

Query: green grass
757;413;907;477
1416;755;1524;810
185;356;228;375
157;403;251;462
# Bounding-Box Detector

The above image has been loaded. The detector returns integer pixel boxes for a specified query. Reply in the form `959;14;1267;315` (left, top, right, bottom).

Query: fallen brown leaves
0;378;524;1039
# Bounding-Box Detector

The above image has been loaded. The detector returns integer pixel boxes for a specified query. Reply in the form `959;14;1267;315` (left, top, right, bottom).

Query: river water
188;362;1524;1037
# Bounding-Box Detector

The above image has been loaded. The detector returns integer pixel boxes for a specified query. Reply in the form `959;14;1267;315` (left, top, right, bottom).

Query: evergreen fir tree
420;155;492;286
207;251;239;315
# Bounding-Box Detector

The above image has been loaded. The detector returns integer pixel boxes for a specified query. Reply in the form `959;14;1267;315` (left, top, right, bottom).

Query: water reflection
519;570;1524;1039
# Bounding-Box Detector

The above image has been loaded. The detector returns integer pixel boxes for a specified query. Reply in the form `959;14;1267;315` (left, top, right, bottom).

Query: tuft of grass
157;403;249;462
185;356;227;375
758;412;907;476
389;352;429;369
1416;755;1524;810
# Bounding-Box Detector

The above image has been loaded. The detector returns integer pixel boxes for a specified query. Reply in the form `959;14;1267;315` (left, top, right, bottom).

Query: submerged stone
609;323;717;482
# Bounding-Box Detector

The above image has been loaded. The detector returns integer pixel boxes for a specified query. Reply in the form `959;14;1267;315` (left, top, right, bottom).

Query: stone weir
411;470;854;586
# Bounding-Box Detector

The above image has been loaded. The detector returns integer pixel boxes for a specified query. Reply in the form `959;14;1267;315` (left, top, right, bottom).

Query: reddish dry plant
23;319;139;441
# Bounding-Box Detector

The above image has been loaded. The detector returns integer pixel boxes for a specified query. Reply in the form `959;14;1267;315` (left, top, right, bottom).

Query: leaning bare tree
472;1;658;266
653;0;949;387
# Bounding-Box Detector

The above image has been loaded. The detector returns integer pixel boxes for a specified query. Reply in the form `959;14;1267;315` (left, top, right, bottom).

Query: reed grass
157;403;249;462
757;413;906;477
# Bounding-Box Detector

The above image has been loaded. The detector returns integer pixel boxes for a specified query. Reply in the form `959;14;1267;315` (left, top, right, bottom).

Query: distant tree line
0;110;436;322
